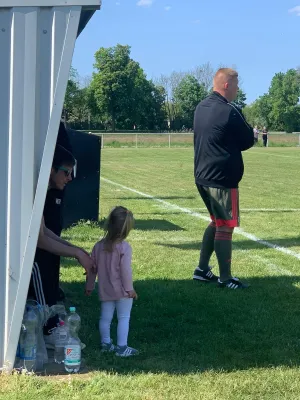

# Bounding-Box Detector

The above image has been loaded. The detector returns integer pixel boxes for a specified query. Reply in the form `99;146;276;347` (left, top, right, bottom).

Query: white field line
251;254;292;276
189;208;300;212
101;177;300;262
129;237;292;275
233;249;292;276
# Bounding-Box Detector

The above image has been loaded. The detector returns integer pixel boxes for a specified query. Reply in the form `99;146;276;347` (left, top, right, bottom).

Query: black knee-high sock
198;223;216;271
214;231;233;282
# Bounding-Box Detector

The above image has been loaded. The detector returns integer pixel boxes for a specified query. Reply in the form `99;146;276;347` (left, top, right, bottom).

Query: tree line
64;44;300;133
243;69;300;133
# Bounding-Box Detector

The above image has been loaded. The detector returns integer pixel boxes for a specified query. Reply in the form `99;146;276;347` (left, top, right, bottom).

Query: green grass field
2;147;300;399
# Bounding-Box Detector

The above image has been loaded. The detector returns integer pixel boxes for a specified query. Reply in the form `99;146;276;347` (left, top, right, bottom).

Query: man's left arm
230;106;254;151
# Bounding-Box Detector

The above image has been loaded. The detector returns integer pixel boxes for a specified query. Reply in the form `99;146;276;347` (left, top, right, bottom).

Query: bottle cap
69;307;76;313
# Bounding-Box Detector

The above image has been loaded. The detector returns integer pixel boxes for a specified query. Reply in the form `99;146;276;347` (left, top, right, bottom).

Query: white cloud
165;6;171;11
192;19;201;24
289;6;300;16
137;0;153;7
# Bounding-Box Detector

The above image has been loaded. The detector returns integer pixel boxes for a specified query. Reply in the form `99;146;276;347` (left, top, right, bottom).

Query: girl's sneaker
101;341;115;353
115;345;139;357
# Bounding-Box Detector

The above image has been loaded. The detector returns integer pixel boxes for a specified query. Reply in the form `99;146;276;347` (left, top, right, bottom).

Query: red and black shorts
196;184;240;228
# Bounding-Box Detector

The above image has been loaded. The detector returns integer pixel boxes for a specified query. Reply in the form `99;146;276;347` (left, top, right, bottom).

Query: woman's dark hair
52;145;75;170
103;206;134;251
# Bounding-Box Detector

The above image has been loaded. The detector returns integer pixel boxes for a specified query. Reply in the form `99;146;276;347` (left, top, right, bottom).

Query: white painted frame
0;1;100;372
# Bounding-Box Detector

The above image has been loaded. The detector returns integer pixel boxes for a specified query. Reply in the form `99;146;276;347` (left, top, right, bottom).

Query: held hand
75;249;96;274
85;289;93;297
76;246;90;257
127;290;138;300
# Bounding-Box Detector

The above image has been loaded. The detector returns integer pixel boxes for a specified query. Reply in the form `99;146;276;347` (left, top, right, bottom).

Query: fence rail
87;132;300;149
95;132;193;149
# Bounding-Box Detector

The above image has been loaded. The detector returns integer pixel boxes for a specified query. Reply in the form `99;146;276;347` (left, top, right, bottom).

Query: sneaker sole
218;284;250;289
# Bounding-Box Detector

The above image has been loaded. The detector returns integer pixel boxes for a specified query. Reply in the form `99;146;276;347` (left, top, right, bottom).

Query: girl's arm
120;244;137;299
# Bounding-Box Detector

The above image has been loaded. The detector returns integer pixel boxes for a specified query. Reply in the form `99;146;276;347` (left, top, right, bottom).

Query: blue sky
73;0;300;104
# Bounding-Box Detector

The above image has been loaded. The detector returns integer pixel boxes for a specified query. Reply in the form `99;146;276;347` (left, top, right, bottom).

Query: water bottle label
64;345;81;365
58;332;68;342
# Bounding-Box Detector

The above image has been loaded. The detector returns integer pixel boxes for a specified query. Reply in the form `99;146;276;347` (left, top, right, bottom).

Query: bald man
193;68;254;289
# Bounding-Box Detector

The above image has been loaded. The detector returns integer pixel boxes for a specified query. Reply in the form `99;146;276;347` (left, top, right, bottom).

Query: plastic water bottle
19;307;38;371
66;307;81;339
54;321;69;364
64;334;81;373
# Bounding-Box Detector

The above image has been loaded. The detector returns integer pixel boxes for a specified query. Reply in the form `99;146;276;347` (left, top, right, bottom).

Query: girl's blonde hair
103;206;134;251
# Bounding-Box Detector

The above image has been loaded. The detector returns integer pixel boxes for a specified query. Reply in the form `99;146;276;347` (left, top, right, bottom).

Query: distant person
85;206;139;357
262;126;268;147
253;126;259;144
193;68;254;289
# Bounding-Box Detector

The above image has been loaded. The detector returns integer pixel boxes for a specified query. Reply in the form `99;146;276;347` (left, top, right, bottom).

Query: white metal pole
0;8;11;370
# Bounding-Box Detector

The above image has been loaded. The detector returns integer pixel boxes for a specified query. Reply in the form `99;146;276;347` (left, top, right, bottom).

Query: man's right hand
75;248;96;274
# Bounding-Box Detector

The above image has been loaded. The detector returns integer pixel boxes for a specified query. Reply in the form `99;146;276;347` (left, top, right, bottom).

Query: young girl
85;206;138;357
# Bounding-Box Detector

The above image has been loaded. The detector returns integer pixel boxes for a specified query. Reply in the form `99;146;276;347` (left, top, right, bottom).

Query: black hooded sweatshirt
194;91;254;189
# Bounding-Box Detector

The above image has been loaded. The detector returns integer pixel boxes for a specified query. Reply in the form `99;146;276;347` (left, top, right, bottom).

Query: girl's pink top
86;240;133;301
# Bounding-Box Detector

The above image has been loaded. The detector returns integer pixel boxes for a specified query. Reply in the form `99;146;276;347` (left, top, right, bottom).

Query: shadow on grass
134;219;185;231
157;241;201;251
62;218;186;236
96;218;185;232
54;275;300;375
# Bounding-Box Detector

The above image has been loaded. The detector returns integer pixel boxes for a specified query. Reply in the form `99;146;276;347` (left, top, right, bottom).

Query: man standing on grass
193;68;254;289
262;126;268;147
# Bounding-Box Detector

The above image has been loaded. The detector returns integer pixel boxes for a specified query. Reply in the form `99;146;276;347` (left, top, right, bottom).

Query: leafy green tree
173;75;207;128
91;44;166;131
268;70;300;132
232;89;247;109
